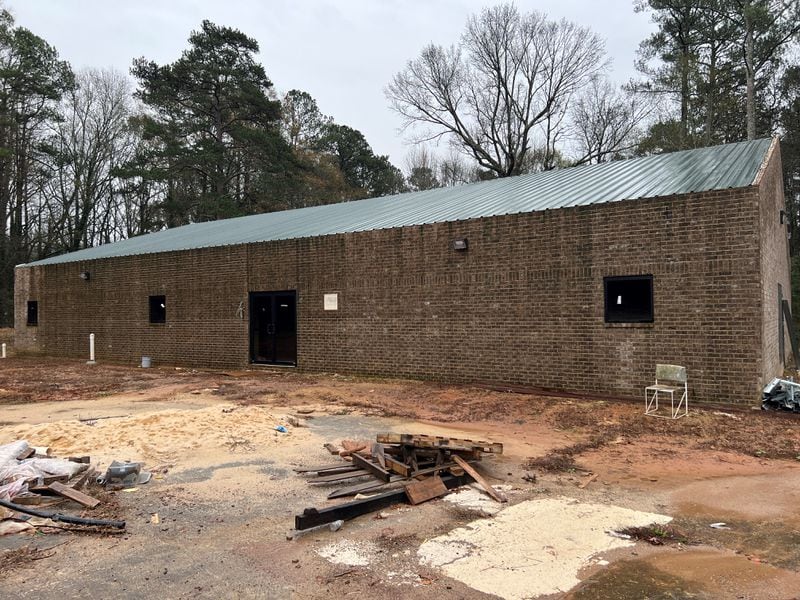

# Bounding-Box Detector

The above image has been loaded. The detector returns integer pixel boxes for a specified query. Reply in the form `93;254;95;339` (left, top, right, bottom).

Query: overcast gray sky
8;0;655;168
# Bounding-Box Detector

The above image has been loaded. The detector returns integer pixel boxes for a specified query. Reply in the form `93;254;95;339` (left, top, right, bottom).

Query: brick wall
757;140;791;387
15;174;782;404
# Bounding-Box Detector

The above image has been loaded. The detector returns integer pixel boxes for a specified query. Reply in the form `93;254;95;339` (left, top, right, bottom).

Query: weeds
0;545;56;574
618;524;691;546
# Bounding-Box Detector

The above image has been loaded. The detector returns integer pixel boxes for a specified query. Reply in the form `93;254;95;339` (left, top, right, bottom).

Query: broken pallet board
377;433;503;454
328;477;404;499
350;452;391;483
452;455;507;503
294;464;360;475
308;469;372;484
296;473;471;530
48;481;101;508
405;476;448;505
327;461;471;499
384;454;410;477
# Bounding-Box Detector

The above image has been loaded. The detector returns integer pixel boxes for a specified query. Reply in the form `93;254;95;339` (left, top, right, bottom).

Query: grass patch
618;523;691;546
526;430;618;472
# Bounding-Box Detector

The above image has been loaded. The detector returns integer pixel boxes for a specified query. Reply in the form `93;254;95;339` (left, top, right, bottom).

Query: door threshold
250;363;297;369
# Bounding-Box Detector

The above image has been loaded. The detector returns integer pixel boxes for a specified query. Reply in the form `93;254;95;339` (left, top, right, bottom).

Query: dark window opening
26;301;38;326
149;295;166;324
604;276;653;323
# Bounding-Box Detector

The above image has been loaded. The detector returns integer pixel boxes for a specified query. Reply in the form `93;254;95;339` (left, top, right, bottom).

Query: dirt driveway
1;357;800;599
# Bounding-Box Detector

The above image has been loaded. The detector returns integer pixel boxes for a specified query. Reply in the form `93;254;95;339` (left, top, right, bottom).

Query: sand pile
418;497;671;599
0;404;305;466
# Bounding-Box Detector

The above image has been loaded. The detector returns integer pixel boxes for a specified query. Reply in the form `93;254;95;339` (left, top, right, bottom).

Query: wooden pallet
376;433;503;454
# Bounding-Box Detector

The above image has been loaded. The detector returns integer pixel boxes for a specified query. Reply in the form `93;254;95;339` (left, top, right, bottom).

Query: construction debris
762;378;800;412
0;499;125;529
293;432;504;531
97;461;151;489
0;439;127;534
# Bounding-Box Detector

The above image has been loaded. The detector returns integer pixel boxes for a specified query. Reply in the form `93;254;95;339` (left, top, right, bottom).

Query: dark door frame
249;290;297;366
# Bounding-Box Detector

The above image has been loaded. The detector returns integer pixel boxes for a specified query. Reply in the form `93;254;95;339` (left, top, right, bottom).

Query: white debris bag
18;458;86;479
0;440;87;487
0;440;31;467
0;478;28;500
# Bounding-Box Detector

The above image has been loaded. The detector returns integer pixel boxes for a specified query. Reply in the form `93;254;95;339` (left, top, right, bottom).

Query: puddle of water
566;560;706;599
673;516;800;570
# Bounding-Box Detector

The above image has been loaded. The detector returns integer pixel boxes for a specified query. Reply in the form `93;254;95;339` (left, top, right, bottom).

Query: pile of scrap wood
0;440;125;534
294;433;505;531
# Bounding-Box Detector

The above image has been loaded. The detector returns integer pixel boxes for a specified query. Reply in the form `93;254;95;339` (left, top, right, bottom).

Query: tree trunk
706;43;717;145
744;8;756;140
680;45;690;146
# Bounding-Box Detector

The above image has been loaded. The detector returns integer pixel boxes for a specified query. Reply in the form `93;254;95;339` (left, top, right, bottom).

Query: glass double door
249;291;297;365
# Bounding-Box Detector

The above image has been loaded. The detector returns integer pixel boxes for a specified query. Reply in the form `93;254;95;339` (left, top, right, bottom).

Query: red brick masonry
15;146;790;404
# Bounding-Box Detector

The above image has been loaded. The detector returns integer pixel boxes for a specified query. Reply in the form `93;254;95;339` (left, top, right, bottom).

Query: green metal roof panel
24;138;772;267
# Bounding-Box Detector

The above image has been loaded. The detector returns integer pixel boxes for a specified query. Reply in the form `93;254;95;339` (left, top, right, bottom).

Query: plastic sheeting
0;440;88;500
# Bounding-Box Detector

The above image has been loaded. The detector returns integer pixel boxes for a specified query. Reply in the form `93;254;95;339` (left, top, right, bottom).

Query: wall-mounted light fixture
452;238;468;251
79;271;91;281
780;209;786;225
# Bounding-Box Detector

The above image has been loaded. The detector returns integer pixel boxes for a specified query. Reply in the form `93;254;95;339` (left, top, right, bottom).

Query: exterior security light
452;238;468;251
79;271;91;281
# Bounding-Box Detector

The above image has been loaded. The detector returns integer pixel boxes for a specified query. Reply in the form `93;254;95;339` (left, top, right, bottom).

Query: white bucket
141;356;152;368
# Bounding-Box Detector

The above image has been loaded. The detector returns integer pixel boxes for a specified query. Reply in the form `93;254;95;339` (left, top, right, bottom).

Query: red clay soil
2;356;799;463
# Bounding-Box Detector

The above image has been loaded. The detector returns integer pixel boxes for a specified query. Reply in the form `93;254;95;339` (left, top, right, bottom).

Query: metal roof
24;138;772;267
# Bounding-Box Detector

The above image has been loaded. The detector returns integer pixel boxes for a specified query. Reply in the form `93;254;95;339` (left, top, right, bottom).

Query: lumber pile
293;433;504;530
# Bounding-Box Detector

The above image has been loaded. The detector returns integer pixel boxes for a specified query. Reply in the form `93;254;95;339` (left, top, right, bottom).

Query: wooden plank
452;456;507;503
405;476;448;505
308;469;372;484
328;477;404;499
579;473;599;489
372;443;386;469
350;452;391;483
295;473;471;530
377;433;503;454
328;460;477;499
11;495;64;507
294;465;359;475
67;456;91;464
69;468;95;491
384;454;410;477
47;481;101;508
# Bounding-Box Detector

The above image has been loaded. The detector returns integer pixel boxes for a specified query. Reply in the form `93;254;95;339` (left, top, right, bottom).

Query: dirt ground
1;356;800;599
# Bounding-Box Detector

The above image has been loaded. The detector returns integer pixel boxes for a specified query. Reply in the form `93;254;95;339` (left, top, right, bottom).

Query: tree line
1;1;799;327
0;15;404;325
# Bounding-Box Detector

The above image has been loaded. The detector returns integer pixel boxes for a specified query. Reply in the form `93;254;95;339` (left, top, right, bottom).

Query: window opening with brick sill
604;275;654;323
149;295;166;324
26;300;38;326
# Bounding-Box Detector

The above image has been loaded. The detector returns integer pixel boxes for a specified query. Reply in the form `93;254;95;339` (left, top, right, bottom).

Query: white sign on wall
324;293;339;311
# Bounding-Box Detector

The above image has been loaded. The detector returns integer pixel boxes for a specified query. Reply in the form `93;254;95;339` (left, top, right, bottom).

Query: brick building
14;138;790;404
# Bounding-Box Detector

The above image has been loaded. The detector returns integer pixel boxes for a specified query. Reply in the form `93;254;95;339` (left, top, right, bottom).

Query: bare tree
386;3;606;177
439;152;477;186
40;68;137;252
570;76;656;164
405;146;441;191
